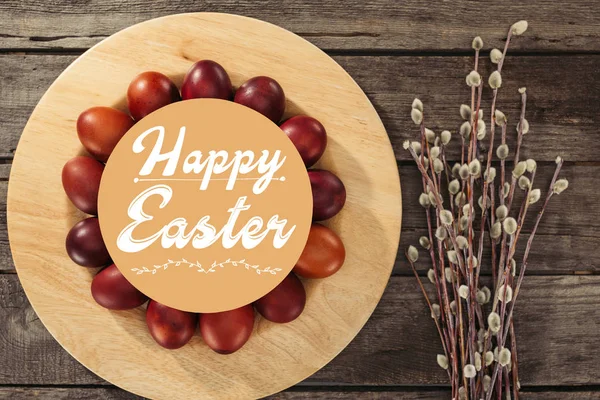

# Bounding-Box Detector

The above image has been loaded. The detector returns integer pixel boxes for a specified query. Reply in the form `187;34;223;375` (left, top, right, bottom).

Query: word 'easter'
134;126;286;194
117;186;296;252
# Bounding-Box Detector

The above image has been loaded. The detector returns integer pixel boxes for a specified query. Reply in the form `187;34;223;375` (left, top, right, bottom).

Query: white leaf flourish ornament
131;259;281;276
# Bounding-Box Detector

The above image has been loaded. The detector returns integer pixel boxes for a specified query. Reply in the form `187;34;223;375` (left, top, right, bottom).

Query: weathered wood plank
0;0;598;51
398;230;600;275
1;54;598;161
0;387;597;399
1;274;598;386
0;161;593;272
275;391;600;400
0;387;139;400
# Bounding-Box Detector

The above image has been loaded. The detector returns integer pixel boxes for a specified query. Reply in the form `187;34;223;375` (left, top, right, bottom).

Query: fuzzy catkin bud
496;205;508;221
458;285;469;299
462;204;470;217
513;161;527;178
518;175;531;190
431;303;441;319
441;130;451;145
491;221;502;239
495;109;507;125
472;36;483;50
488;312;501;333
419;193;431;208
450;300;457;314
411;108;423;125
407;245;419;262
511;20;528;36
427;269;436;284
454;192;466;207
510;258;517;276
452;163;461;178
526;158;537;172
458;387;467;400
456;235;468;250
476;290;487;304
490;48;503;64
499;348;512;366
503;217;518;235
475;352;482;371
437;354;449;369
478;195;490;210
440;210;453;225
469;159;481;176
411;141;422;155
482;286;491;303
422;156;429;171
553;179;569;194
519;87;527;94
460;216;468;232
459;164;469;180
419;236;431;250
430;146;440;159
425;128;435;144
517;119;530;135
483;375;492;391
428;191;440;207
489;71;502;89
464;364;477;379
434;137;440;147
484;167;497;183
498;285;513;303
476;121;486;140
556;156;563;164
497;144;509;160
460;104;471;120
466;70;481;87
447;250;458;264
460;121;471;138
474;109;484;120
445;268;453;283
448;179;461;195
528;188;541;204
411;98;423;112
503;182;510;198
485;352;494;367
435;226;447;241
433;158;444;174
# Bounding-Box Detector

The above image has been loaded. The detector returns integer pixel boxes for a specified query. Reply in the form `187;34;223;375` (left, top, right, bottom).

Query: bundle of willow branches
403;20;569;400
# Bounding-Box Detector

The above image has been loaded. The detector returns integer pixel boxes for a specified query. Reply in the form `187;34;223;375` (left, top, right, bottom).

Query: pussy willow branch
486;160;564;400
406;250;451;380
501;159;564;343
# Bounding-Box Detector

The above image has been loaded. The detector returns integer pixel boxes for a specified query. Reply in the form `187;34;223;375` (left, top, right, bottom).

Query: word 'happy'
133;126;286;194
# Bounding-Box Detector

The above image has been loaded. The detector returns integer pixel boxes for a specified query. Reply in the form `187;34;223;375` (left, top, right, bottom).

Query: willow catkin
490;48;503;64
412;98;423;112
407;245;419;262
460;104;471;120
511;20;529;35
411;108;423;125
489;71;502;89
466;70;481;87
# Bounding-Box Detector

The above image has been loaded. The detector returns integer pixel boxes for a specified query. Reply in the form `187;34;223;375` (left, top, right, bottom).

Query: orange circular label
98;99;312;313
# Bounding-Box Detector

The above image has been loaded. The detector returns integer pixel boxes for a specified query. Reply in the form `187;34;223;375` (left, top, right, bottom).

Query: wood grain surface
2;54;599;161
1;274;599;387
1;1;599;399
0;0;598;52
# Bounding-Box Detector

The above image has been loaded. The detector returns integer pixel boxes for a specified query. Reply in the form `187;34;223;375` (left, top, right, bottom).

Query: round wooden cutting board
7;13;401;399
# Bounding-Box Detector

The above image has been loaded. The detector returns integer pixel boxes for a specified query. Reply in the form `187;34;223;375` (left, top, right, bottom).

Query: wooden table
0;1;598;399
